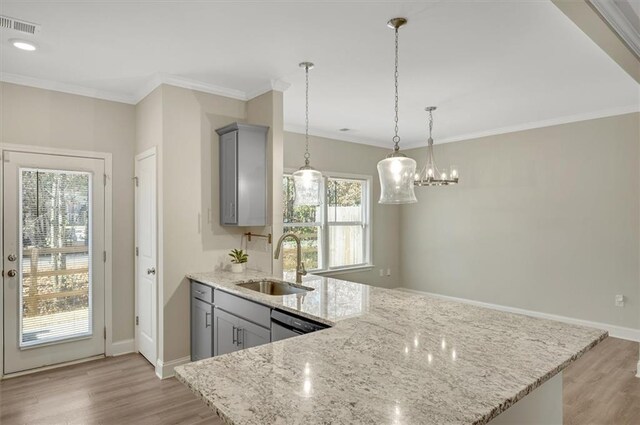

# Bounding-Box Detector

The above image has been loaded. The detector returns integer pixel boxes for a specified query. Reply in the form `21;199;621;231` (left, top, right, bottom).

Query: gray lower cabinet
191;298;213;361
213;308;271;356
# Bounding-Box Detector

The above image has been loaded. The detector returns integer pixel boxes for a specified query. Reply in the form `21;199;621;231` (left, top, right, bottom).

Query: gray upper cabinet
216;122;269;226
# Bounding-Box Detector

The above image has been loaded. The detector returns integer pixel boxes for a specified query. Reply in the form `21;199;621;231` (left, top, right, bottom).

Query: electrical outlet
615;294;625;307
386;268;391;276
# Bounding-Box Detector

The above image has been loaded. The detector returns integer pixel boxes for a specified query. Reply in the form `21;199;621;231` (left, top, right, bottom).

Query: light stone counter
176;269;607;425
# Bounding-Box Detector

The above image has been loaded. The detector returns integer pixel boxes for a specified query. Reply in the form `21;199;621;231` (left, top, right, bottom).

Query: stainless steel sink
236;280;314;296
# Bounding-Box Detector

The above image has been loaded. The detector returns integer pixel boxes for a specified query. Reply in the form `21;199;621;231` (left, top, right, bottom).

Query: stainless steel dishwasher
270;309;328;341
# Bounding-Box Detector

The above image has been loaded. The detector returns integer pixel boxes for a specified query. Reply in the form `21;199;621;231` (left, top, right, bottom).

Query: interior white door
135;150;157;366
3;150;106;374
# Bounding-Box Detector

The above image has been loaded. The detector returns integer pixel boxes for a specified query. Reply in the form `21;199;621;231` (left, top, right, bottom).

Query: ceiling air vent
0;15;41;35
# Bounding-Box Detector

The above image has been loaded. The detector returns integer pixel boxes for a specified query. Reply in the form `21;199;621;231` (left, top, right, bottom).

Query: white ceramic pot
231;263;244;273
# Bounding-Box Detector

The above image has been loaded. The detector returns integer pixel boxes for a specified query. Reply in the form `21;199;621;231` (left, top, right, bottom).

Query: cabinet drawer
214;289;270;328
191;281;213;304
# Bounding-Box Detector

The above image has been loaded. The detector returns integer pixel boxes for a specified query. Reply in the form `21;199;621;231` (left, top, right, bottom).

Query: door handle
236;327;243;347
146;267;156;275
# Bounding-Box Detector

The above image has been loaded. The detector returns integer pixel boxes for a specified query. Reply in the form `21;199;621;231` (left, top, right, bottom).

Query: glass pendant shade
377;153;417;204
292;165;323;206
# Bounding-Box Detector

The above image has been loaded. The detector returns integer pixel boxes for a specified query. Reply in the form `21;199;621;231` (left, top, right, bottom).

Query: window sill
311;265;375;277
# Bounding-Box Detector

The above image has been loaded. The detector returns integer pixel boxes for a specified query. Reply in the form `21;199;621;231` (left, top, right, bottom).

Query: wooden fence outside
22;246;89;318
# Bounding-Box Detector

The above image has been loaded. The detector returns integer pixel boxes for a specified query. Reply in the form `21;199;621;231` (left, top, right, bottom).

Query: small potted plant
229;249;248;273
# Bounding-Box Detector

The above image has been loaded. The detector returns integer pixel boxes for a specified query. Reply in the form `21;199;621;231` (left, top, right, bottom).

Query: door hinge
104;174;107;186
136;316;139;326
135;247;139;256
103;251;107;262
104;327;107;340
133;176;139;187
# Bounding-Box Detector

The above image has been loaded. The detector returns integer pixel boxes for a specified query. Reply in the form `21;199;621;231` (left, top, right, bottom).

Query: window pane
329;225;364;268
282;225;322;271
328;178;363;222
283;176;321;224
20;169;92;347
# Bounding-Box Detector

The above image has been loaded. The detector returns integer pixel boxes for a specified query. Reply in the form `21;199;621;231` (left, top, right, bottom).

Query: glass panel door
20;169;93;347
3;150;105;375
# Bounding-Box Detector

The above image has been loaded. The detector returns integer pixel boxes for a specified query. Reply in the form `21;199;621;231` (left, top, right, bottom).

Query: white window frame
283;170;373;274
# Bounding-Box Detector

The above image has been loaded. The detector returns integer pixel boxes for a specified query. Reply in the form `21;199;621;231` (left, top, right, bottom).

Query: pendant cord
304;64;310;166
393;27;400;151
428;109;434;146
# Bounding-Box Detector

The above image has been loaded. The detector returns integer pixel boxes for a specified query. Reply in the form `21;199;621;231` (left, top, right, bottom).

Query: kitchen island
176;270;606;425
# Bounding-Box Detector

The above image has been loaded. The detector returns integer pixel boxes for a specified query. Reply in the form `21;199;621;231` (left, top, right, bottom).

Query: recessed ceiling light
339;128;350;132
11;39;37;51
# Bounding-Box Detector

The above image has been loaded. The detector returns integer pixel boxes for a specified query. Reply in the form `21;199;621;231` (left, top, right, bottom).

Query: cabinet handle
236;327;243;347
205;312;211;328
194;289;205;296
229;203;235;218
232;325;237;344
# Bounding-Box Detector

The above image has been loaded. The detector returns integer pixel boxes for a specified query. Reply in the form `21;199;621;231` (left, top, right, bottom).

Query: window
282;173;371;273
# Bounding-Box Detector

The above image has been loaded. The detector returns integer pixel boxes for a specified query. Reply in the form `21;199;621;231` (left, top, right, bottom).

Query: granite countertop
176;270;607;425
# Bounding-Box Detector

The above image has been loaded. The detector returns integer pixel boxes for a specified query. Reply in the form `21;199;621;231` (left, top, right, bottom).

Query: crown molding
286;104;640;150
409;104;640;148
0;72;138;104
283;124;391;149
1;71;292;106
589;0;640;58
246;79;292;100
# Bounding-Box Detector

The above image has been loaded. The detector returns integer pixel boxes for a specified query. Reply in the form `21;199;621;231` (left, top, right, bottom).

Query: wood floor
0;354;221;425
0;337;638;424
564;337;640;425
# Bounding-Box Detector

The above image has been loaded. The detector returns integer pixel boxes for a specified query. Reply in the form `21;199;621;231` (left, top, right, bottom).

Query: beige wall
283;132;402;288
402;113;640;330
137;85;282;363
0;82;136;343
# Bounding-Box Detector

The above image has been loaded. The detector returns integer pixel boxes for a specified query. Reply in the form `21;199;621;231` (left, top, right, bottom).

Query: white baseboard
155;356;191;379
110;339;135;356
397;287;640;342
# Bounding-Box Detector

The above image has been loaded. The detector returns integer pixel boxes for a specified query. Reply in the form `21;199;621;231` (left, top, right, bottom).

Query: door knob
146;267;156;275
6;269;17;277
7;254;16;262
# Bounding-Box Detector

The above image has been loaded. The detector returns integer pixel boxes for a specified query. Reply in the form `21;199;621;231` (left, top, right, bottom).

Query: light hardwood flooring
564;336;640;424
0;354;220;425
1;337;638;424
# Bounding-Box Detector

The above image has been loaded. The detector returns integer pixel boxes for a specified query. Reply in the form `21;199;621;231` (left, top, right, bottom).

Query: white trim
1;72;292;106
312;265;375;277
397;287;640;342
111;339;135;356
285;104;640;149
0;144;114;377
590;0;640;58
636;359;640;378
1;355;105;380
0;72;137;104
246;79;292;101
155;356;190;380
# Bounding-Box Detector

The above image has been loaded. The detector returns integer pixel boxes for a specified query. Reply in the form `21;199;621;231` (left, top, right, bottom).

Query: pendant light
414;107;459;186
292;62;323;206
377;18;417;205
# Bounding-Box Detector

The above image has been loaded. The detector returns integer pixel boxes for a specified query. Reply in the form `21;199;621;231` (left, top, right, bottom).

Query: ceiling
1;0;638;149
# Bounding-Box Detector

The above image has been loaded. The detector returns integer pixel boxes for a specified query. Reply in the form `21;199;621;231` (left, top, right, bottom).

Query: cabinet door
239;321;271;350
214;308;241;356
219;131;238;225
191;298;213;361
